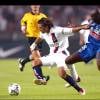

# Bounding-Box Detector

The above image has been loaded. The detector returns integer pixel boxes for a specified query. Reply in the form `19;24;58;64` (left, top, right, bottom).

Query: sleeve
41;13;47;18
20;14;27;26
61;27;74;36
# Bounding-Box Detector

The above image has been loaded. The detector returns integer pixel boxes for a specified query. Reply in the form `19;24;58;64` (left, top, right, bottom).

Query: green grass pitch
0;59;100;100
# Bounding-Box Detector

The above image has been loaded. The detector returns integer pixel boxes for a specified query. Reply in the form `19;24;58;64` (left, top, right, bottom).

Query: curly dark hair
38;18;54;29
91;9;100;24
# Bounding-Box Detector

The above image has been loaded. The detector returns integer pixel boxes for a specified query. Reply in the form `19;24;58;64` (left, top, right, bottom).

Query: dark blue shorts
78;43;100;63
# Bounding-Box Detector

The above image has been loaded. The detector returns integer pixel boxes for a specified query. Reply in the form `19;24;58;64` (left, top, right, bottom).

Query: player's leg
55;53;85;95
31;50;50;85
65;52;83;65
31;58;46;85
58;67;85;95
32;56;53;85
33;41;50;85
65;64;81;88
64;52;83;88
67;64;80;82
62;50;81;87
65;43;93;65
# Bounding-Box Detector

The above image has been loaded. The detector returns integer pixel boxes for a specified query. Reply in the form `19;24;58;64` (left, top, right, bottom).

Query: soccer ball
8;83;21;96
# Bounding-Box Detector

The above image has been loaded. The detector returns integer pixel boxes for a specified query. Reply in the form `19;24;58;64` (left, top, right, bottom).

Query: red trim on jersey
90;31;100;40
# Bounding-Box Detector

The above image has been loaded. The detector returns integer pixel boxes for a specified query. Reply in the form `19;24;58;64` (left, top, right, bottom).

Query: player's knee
32;59;42;67
58;67;67;79
65;58;70;64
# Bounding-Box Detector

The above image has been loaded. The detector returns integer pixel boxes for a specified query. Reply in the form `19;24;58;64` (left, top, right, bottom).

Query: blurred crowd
0;5;99;40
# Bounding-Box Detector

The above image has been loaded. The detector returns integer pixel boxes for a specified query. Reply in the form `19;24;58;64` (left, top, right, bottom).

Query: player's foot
65;76;81;88
78;88;86;95
34;79;47;85
18;58;25;71
34;75;50;85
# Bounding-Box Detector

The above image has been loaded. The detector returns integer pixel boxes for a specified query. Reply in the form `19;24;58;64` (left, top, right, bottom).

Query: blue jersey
88;22;100;46
77;21;100;63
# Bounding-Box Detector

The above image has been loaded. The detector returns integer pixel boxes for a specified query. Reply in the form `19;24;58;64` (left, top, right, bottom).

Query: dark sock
22;57;31;65
32;66;44;79
64;74;81;91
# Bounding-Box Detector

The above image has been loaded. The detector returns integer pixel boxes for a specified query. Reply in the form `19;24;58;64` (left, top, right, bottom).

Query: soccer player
19;5;50;85
30;18;89;95
65;9;100;75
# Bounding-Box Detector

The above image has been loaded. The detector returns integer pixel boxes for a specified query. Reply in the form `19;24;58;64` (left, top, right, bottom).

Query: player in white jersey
29;18;89;95
41;24;80;87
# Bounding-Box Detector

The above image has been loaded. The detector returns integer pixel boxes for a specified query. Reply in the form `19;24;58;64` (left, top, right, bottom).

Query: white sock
67;64;78;81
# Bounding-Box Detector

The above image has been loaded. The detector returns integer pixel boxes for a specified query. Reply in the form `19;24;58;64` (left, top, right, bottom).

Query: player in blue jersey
65;9;100;72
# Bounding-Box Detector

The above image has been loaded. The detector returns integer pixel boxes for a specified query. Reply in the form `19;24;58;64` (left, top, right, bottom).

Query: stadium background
0;5;99;58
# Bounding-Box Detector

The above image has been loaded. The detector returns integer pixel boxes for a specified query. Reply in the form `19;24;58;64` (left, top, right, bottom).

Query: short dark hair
38;18;54;29
91;9;100;24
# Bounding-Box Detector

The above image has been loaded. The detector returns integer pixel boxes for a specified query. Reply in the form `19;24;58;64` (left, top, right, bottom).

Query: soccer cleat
34;75;50;85
34;79;47;85
78;88;86;95
65;76;81;88
18;58;25;71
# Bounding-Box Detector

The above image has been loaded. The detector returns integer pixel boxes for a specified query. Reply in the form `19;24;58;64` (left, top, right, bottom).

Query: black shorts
27;37;50;56
27;37;42;50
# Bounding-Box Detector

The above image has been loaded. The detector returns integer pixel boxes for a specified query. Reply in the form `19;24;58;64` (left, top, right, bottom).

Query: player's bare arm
72;24;89;33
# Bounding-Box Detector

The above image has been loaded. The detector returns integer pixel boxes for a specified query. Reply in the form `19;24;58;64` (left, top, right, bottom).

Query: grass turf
0;59;100;100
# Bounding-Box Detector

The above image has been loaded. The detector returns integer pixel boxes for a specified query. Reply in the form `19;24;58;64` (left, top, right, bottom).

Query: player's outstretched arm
72;24;89;33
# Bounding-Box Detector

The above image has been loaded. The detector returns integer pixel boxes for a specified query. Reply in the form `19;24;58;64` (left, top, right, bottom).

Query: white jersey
40;26;73;54
79;20;90;43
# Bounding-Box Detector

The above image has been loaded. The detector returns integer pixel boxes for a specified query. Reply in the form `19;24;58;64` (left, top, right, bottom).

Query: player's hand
81;24;90;29
21;25;26;34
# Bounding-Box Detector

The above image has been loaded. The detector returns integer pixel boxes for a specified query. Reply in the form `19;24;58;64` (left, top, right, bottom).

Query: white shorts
40;50;70;69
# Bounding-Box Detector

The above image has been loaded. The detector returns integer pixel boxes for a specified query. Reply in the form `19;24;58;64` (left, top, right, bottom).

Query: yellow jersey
21;12;47;37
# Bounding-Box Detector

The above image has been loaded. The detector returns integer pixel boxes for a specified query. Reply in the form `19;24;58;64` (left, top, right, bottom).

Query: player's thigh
40;55;56;66
55;53;67;69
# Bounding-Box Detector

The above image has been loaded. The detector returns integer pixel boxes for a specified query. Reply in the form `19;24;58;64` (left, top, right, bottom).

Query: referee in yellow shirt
18;5;50;85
